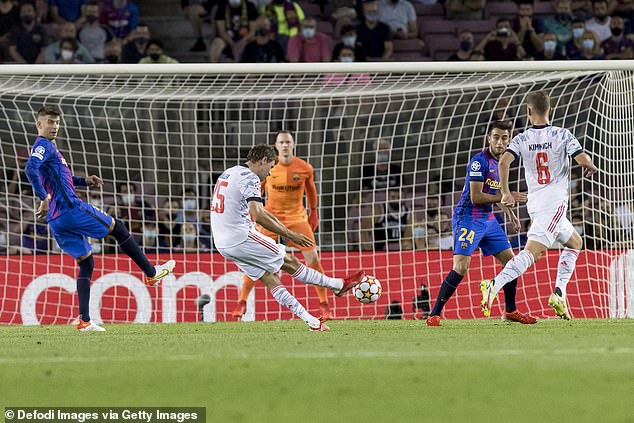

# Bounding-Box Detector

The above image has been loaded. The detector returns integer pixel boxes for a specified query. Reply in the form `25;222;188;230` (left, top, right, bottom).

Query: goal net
1;63;632;325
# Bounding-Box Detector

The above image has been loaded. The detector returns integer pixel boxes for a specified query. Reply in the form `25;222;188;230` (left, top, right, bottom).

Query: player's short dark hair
488;120;512;135
37;106;61;119
276;129;294;139
526;90;551;115
247;144;277;163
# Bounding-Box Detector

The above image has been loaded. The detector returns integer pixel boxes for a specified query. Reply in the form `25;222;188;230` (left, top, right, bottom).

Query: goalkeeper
24;106;175;332
426;121;536;326
232;130;332;320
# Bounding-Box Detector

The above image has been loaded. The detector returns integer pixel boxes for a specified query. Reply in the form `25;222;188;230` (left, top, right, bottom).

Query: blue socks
111;219;155;278
77;255;94;322
430;270;464;317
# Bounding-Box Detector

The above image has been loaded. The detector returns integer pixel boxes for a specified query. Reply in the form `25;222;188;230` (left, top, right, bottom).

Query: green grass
1;320;633;423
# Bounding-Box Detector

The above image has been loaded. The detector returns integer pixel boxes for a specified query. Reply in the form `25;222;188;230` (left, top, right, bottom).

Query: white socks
271;285;320;329
493;250;535;293
555;248;580;297
291;264;343;291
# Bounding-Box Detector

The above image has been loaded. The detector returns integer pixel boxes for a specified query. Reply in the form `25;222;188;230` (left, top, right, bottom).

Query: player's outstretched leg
492;250;537;324
109;219;175;286
260;272;328;331
75;255;105;332
282;255;364;297
233;275;256;319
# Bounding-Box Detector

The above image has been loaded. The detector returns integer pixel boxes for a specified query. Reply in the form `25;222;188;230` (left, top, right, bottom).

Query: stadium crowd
1;0;634;64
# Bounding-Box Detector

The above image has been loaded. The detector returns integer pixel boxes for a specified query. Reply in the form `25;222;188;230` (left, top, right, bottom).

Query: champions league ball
352;276;382;304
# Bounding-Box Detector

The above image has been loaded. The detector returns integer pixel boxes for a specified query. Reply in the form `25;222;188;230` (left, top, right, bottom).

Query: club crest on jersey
32;146;45;160
471;161;481;171
292;174;301;181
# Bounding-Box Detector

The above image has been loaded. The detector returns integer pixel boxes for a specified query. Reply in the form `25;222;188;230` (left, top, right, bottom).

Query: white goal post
0;61;633;325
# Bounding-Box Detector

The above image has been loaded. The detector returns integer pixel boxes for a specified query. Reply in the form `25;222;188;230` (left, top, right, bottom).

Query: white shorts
527;202;575;248
218;230;286;280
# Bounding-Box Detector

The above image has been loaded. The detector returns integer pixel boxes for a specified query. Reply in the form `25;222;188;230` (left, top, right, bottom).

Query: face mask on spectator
150;52;161;61
611;27;623;37
377;152;389;163
342;35;356;47
582;39;594;49
144;230;158;239
414;226;426;239
86;14;99;24
460;40;472;51
573;27;584;38
121;193;135;205
0;233;6;246
61;49;74;61
183;199;197;210
302;27;315;38
543;40;557;52
365;13;378;22
184;233;196;242
340;56;353;63
228;0;241;7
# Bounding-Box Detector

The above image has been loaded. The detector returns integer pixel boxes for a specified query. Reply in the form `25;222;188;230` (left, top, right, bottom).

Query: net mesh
1;68;632;325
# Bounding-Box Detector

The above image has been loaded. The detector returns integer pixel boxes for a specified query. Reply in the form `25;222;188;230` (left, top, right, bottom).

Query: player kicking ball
24;106;175;332
480;91;598;320
426;120;536;327
211;144;363;331
232;130;333;321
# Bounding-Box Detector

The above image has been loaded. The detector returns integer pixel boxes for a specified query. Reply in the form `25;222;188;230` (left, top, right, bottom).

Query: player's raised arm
248;200;314;248
574;152;599;177
498;151;516;207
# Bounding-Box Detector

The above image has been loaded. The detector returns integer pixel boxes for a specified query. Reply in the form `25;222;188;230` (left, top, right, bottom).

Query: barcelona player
232;130;333;320
426;121;536;326
24;106;175;332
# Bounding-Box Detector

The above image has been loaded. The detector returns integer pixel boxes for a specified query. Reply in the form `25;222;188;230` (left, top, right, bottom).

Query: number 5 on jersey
212;181;228;214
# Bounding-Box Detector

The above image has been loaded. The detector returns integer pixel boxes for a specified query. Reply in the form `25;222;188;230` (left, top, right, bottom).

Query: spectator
362;139;402;191
101;0;139;39
181;0;213;52
241;16;286;62
378;0;417;39
78;0;114;62
178;222;200;253
470;49;485;60
6;147;32;196
332;24;367;62
514;0;544;58
447;0;486;20
139;39;179;63
585;0;612;42
266;0;304;52
535;32;566;59
109;183;154;235
179;188;200;224
49;0;86;25
287;17;331;62
22;222;48;254
602;15;633;58
360;187;413;251
0;0;20;59
53;38;89;63
357;0;393;59
8;3;47;64
543;0;575;45
564;18;586;57
121;22;149;63
477;18;526;60
44;22;94;64
141;222;168;254
448;30;475;60
158;198;182;248
104;40;122;63
210;0;258;63
571;29;604;57
198;209;213;251
324;46;371;85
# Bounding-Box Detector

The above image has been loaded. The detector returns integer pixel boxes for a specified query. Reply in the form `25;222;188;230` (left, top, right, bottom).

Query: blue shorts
49;202;113;259
452;215;511;257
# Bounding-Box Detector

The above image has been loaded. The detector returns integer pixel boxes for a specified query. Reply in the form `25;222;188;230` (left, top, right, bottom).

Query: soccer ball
352;276;382;304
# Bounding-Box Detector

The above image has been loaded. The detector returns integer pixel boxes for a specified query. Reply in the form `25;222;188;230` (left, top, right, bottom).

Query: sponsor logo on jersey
292;174;301;181
528;142;552;151
469;171;482;177
471;161;481;171
485;178;501;189
272;184;301;192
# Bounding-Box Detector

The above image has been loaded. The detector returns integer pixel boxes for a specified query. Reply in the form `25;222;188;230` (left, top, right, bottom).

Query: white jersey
210;164;262;249
508;125;583;213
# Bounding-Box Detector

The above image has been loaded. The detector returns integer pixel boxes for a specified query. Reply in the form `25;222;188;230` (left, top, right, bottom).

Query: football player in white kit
480;91;598;320
210;145;364;331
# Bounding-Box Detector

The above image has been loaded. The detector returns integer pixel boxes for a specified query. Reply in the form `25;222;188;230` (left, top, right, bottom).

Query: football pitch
1;320;633;423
